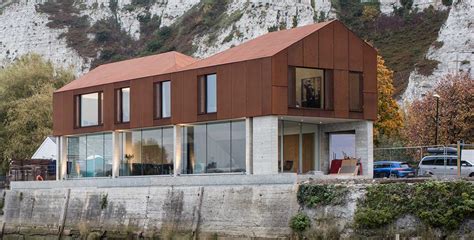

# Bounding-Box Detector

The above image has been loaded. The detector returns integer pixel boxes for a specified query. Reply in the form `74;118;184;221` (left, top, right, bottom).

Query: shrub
354;181;474;231
298;184;349;208
290;212;311;233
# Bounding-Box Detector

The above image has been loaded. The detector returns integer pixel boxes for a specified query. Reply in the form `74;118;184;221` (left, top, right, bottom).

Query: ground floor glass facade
182;120;246;174
119;127;174;176
278;120;320;174
67;133;112;178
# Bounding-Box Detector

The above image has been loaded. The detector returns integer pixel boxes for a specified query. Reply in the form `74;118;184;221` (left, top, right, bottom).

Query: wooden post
457;141;461;177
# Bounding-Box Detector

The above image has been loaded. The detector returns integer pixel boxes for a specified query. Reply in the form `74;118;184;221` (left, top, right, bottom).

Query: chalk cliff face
0;0;472;103
401;0;473;103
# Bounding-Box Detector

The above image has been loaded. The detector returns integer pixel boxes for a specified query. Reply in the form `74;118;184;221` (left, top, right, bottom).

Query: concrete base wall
2;180;298;238
320;120;374;177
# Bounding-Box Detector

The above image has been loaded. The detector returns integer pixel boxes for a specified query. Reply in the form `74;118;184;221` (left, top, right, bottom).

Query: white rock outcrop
0;0;199;76
402;0;473;103
193;0;336;58
0;0;471;104
0;0;89;75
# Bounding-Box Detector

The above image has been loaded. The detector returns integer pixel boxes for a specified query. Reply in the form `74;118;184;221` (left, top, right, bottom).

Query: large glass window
349;72;363;111
198;74;217;114
329;132;356;160
278;120;319;174
120;127;174;176
116;87;130;123
182;121;245;174
66;133;112;178
155;81;171;118
76;92;103;127
288;67;334;110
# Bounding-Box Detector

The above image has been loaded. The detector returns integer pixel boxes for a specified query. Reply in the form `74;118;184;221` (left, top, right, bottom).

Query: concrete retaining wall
2;177;299;239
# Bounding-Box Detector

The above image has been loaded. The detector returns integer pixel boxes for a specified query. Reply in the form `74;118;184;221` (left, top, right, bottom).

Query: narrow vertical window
76;92;102;127
198;74;217;114
206;74;217;113
349;72;363;112
154;81;171;119
116;87;130;123
162;81;171;118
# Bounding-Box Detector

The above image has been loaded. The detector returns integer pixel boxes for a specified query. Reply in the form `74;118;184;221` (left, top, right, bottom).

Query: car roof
422;155;457;159
374;161;404;164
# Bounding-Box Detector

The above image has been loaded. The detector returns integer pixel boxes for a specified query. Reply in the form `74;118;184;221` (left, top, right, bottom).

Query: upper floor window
75;92;103;127
349;72;363;112
155;81;171;118
198;74;217;114
116;87;130;123
288;67;333;110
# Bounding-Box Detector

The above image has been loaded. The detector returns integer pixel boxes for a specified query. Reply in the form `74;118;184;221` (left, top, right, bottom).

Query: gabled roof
181;21;333;70
56;51;197;92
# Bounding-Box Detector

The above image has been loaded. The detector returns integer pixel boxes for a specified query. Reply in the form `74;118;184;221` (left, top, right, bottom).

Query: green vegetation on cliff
331;0;449;96
355;181;474;231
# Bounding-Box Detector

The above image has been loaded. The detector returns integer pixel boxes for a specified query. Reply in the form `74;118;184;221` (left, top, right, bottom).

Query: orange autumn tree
374;55;404;146
403;73;474;146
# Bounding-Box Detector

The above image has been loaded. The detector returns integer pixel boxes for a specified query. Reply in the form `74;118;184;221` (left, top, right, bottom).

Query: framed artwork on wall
301;77;321;108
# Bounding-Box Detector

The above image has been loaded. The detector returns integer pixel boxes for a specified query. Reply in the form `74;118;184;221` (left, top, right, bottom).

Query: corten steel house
53;20;377;180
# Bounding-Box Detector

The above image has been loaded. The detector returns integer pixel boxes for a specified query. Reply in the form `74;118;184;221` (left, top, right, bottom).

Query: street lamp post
433;93;440;145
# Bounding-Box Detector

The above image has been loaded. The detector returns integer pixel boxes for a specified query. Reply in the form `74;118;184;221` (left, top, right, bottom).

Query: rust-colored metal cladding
333;21;349;70
53;20;378;136
182;21;331;71
216;64;232;119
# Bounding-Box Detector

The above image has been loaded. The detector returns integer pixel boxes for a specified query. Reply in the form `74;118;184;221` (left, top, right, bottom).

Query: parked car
373;161;416;178
417;155;474;177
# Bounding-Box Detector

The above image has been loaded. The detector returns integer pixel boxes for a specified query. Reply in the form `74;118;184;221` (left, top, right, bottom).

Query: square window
75;92;103;127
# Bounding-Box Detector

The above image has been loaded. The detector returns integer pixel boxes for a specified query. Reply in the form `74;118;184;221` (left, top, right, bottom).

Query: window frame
287;66;334;110
154;81;172;119
74;91;103;128
198;73;217;114
348;71;364;112
115;87;130;124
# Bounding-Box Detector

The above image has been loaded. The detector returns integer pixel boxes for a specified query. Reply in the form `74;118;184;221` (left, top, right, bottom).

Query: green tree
0;54;74;174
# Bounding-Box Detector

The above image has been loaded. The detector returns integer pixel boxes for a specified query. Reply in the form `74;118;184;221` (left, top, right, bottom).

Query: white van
418;155;474;177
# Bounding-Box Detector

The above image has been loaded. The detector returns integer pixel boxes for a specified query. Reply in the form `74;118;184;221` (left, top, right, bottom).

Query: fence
374;142;474;177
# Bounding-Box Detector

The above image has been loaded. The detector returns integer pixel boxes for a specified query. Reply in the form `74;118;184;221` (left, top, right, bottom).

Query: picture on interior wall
301;77;321;108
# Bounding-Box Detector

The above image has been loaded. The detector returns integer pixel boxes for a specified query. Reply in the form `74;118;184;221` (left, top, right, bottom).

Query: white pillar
173;125;182;176
112;131;121;178
252;116;279;174
57;136;68;180
245;118;253;174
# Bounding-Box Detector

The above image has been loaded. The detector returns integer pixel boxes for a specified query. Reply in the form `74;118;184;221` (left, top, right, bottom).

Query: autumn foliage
374;55;404;146
403;73;474;146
